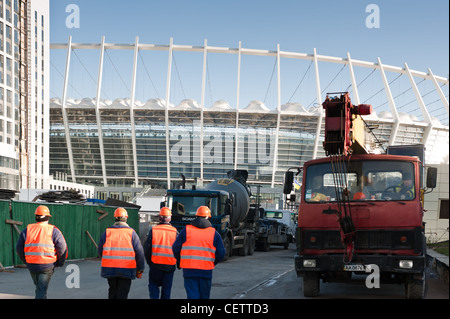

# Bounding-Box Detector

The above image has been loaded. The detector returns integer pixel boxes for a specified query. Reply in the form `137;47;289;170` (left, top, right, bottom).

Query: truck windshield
168;195;220;217
304;160;415;202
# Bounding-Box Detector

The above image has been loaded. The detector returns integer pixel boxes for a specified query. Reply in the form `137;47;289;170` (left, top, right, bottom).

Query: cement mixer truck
162;170;260;260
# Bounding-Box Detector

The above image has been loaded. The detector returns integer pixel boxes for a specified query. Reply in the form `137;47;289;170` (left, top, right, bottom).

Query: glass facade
49;97;449;189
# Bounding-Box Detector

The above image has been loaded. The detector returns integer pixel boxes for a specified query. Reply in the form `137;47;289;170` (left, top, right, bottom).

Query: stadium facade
49;96;449;189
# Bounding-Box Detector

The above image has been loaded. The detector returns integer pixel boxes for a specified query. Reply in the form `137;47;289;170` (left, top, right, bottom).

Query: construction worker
394;172;415;200
98;207;145;299
144;207;178;299
172;206;225;299
16;205;67;299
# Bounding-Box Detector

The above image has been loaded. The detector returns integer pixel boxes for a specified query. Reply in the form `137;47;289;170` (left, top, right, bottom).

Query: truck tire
262;238;270;252
283;237;289;250
238;233;249;256
248;233;255;255
405;273;425;299
303;272;320;297
223;236;231;261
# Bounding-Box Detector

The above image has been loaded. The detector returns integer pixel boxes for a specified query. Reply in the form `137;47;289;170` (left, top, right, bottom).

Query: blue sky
49;0;449;122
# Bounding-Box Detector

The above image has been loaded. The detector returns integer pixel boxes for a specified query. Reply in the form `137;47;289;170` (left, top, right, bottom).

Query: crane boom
322;92;372;156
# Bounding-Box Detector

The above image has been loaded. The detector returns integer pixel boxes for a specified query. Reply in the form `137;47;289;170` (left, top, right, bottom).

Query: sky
49;0;449;123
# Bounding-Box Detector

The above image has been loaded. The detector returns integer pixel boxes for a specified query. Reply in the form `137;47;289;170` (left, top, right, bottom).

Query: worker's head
402;172;413;187
35;205;51;222
114;207;128;222
196;206;211;218
159;207;172;223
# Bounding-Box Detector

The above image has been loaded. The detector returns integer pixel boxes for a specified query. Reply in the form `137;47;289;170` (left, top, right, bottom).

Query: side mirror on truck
426;167;437;189
283;171;294;195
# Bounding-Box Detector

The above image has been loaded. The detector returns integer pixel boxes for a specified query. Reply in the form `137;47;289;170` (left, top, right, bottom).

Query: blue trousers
29;268;54;299
148;266;175;299
184;277;212;299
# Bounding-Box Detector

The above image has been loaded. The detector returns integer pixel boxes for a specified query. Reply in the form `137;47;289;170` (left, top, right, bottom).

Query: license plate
343;264;366;272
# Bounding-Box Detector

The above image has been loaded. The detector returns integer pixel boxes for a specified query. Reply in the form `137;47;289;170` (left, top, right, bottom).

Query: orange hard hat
353;192;366;200
196;206;211;218
159;207;172;216
35;205;51;217
114;207;128;218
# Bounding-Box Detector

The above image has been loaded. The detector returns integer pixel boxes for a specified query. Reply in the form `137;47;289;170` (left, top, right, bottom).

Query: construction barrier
1;201;139;269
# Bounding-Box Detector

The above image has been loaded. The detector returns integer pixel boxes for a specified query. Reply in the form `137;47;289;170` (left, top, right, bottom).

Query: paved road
0;243;448;299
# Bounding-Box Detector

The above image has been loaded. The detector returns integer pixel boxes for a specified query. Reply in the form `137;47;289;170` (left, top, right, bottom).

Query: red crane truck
284;93;437;299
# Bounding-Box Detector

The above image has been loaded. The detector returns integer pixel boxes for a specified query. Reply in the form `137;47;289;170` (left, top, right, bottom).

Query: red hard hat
159;207;172;216
196;206;211;218
35;205;51;217
114;207;128;218
353;192;366;200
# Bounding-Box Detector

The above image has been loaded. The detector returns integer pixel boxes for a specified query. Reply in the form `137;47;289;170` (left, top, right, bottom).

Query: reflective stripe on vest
180;225;216;270
24;223;57;264
151;224;177;265
101;228;136;269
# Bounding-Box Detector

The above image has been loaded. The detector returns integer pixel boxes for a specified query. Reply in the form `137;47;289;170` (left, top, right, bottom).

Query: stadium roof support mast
61;36;76;183
377;57;400;145
405;62;433;145
428;68;449;114
95;36;107;186
271;44;282;187
129;37;140;187
312;48;323;159
234;41;242;171
200;39;208;181
165;38;174;188
347;52;361;104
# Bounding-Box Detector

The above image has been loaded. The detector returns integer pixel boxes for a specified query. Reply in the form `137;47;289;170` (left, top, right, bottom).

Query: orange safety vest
24;223;57;264
101;228;136;269
151;224;177;265
180;225;216;270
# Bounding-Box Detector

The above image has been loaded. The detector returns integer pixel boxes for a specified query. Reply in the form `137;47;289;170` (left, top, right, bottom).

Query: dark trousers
184;277;212;299
148;266;175;299
30;268;54;299
107;277;132;299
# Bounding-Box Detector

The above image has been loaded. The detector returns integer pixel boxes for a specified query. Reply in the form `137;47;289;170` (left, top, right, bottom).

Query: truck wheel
303;272;320;297
262;238;270;252
283;238;289;250
223;236;231;261
248;233;255;255
238;234;249;256
405;273;425;299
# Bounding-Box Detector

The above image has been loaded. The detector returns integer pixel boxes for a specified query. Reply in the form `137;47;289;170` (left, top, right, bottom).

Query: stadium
49;38;449;188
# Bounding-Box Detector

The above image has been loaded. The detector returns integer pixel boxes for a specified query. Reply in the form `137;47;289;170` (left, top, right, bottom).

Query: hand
136;271;143;279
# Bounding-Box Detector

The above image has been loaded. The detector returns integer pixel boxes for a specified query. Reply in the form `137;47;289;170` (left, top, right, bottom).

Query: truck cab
293;153;436;299
166;189;230;233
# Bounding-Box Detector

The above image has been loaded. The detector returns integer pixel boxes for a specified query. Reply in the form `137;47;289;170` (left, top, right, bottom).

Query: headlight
399;260;413;269
303;259;316;268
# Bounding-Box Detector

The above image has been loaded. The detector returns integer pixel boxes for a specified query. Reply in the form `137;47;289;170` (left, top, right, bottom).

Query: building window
439;199;449;219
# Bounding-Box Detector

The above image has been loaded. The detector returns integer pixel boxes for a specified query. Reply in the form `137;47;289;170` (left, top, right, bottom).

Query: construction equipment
284;92;437;299
162;170;260;260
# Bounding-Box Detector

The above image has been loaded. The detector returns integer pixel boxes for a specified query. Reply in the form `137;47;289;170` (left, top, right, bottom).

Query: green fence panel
48;203;83;260
0;200;13;268
7;201;140;265
81;204;108;259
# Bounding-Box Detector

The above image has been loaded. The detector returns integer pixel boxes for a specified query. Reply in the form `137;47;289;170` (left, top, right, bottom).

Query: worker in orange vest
16;205;68;299
98;207;145;299
144;207;178;299
172;206;225;299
